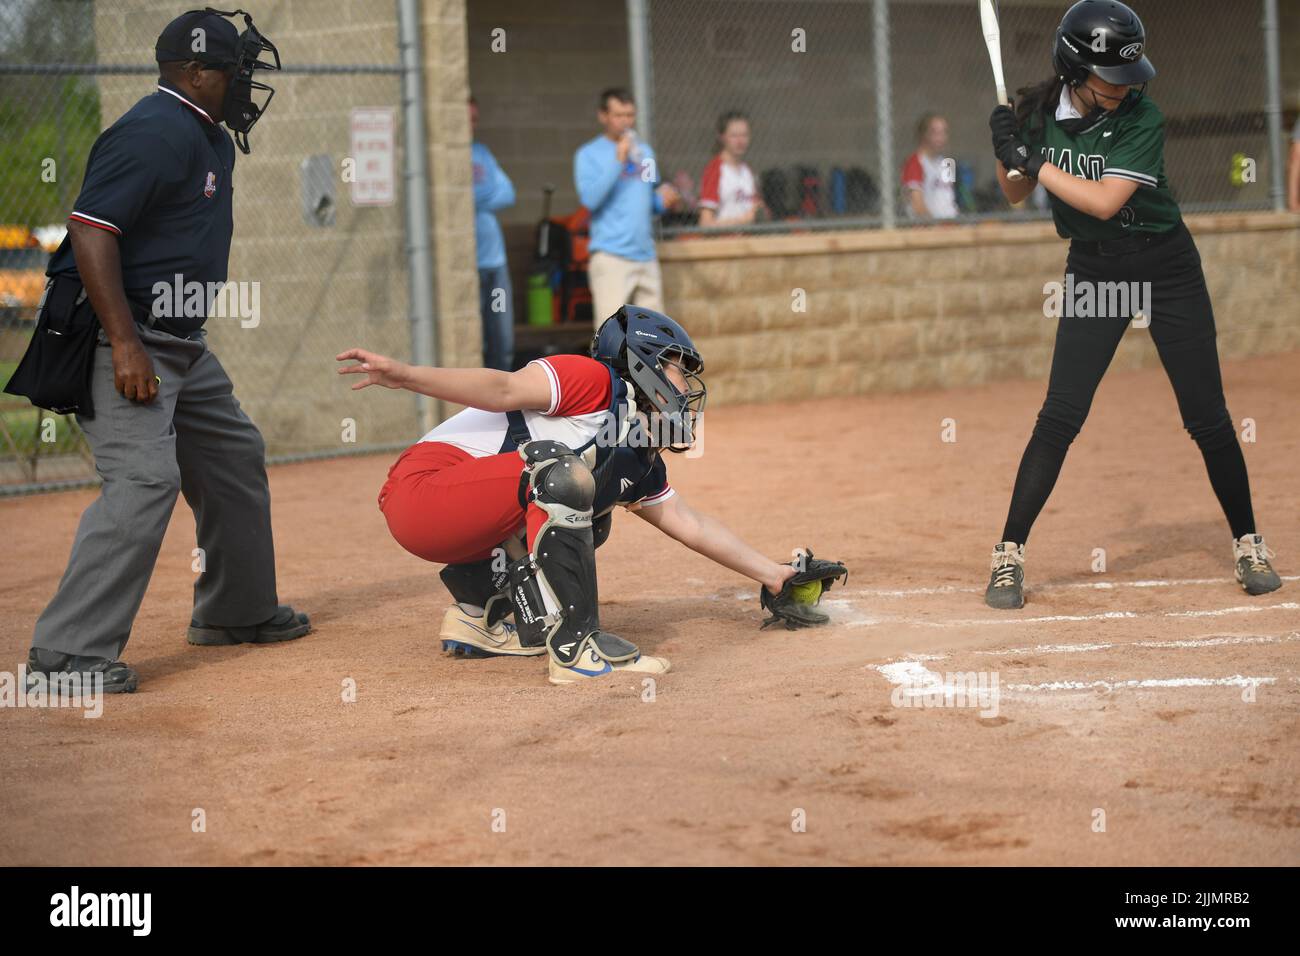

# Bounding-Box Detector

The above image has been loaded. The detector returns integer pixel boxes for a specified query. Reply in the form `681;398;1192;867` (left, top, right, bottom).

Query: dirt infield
1;350;1296;866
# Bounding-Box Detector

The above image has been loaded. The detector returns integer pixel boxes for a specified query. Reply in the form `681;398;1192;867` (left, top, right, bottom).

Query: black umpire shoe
25;648;140;694
187;605;311;646
985;541;1027;609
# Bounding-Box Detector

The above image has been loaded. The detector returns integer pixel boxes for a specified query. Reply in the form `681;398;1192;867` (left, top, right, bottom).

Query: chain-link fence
0;0;419;493
2;0;1290;491
648;0;1286;236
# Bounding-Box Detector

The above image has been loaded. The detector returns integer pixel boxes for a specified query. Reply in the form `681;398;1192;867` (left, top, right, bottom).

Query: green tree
0;0;102;227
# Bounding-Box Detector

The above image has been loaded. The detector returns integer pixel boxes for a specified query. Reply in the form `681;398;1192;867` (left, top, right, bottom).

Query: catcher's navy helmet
1053;0;1155;88
591;305;706;450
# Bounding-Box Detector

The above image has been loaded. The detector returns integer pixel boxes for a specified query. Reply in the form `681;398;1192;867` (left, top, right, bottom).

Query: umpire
24;10;308;695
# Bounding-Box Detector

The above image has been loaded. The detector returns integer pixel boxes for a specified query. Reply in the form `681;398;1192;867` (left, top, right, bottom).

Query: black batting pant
1001;222;1256;544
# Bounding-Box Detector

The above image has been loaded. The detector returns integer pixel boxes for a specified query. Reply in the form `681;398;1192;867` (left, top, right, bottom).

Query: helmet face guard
204;7;280;153
638;342;707;453
591;306;707;453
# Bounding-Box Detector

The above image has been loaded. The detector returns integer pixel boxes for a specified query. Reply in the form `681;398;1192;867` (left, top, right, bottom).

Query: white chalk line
1168;602;1300;618
869;660;1279;697
1005;676;1276;693
975;631;1300;657
887;632;1298;663
686;587;1298;632
857;601;1299;629
852;576;1300;599
713;591;1298;630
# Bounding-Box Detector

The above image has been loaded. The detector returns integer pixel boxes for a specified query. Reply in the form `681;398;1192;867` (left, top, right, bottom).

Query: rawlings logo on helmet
1119;42;1143;59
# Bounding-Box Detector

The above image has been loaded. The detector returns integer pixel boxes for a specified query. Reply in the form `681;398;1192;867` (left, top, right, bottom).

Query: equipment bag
3;275;101;418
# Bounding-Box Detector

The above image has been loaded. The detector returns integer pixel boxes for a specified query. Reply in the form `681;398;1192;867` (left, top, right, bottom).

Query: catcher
337;305;847;684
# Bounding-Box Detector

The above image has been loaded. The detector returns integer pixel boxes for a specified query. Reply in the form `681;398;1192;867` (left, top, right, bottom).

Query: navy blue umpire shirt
46;81;236;335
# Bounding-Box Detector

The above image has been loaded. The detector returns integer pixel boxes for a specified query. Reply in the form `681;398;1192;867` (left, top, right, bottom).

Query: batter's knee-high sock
1000;434;1069;545
1198;439;1256;539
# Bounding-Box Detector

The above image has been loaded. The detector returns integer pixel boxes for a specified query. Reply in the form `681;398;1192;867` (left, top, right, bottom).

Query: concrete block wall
84;1;1300;447
659;213;1300;406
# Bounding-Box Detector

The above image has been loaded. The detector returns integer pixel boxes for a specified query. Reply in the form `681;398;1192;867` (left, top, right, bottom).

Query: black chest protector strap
504;365;633;509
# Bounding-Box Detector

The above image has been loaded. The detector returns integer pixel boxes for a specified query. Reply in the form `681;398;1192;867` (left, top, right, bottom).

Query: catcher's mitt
759;549;849;630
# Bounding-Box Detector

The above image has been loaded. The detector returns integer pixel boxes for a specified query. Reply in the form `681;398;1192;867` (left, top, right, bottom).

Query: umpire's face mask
210;8;280;153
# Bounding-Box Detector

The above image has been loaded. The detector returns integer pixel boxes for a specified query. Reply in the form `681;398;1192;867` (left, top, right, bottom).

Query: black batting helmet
1052;0;1156;87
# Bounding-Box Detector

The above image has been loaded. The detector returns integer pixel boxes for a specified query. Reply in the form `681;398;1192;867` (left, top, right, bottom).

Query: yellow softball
790;579;822;604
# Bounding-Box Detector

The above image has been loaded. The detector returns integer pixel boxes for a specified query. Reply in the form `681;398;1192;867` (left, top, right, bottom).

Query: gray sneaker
1233;534;1282;595
985;541;1026;609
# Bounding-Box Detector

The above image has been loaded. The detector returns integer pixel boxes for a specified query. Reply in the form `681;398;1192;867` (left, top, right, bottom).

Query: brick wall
420;0;482;381
84;1;1300;443
659;213;1300;406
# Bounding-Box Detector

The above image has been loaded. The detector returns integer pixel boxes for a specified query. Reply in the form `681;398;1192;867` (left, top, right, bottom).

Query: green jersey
1022;90;1182;242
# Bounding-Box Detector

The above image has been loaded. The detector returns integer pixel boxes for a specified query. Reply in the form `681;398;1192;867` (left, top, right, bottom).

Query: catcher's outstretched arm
336;349;552;412
632;493;796;595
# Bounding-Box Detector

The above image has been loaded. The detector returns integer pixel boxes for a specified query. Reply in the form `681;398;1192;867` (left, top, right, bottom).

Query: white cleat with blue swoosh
439;603;545;657
548;634;670;685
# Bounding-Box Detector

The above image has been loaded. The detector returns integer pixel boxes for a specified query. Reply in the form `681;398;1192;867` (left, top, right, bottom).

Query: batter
984;0;1283;608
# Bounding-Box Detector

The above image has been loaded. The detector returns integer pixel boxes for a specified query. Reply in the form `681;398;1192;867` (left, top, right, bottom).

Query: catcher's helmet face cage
591;306;707;453
1052;0;1154;117
202;7;280;154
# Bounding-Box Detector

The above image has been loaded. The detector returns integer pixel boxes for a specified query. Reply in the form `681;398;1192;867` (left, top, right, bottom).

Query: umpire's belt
1071;224;1182;257
130;299;192;338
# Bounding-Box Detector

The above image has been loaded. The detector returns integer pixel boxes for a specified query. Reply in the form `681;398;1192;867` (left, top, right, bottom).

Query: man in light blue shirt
471;97;515;370
574;88;680;327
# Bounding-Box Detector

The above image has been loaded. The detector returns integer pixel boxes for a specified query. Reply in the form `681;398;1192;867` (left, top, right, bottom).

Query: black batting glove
994;135;1025;172
995;135;1045;179
989;104;1019;149
1024;150;1046;179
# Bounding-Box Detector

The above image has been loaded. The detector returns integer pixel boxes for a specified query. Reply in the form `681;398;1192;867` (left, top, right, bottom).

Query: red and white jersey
900;150;958;219
698;154;758;222
418;354;675;508
420;356;609;456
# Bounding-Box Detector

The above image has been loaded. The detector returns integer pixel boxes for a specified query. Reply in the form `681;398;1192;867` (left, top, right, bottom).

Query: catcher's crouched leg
510;440;670;684
438;554;543;657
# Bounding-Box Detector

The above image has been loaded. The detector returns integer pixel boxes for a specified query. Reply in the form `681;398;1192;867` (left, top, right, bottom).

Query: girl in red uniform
338;306;802;684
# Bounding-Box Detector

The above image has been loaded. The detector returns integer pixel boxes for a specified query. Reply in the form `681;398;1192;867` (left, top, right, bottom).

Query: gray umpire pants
31;323;279;661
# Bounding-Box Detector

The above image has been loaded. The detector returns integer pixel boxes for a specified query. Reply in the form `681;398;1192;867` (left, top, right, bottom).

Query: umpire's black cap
154;10;240;65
